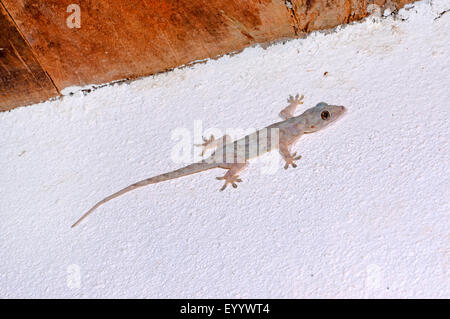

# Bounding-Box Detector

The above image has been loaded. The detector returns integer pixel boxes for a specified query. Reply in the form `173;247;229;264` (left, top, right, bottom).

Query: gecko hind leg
216;163;246;191
195;134;232;156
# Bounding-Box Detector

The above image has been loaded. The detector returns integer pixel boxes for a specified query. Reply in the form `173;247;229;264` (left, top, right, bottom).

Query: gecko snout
327;105;346;123
336;105;347;117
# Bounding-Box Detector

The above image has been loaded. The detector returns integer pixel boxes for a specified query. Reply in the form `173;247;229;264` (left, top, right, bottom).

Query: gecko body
72;94;346;227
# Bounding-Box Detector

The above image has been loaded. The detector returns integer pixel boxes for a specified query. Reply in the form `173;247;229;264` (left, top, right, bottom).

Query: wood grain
0;0;416;111
0;2;58;111
1;0;294;91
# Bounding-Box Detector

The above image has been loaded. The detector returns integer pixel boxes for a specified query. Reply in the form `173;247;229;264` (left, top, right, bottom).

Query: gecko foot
283;152;302;169
287;93;304;105
194;135;215;156
216;175;243;191
280;94;305;120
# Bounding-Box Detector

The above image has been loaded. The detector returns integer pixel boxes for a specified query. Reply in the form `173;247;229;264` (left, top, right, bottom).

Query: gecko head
302;102;346;133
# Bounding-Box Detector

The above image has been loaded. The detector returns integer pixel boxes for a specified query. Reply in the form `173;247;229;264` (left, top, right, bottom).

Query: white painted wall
1;0;449;298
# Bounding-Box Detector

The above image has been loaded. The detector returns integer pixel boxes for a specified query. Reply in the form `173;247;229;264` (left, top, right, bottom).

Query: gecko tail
71;162;218;228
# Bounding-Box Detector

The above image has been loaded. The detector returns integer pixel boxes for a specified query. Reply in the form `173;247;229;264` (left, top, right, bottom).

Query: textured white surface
1;0;449;298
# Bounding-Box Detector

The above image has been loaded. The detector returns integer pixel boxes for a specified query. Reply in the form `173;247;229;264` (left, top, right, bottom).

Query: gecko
71;94;346;227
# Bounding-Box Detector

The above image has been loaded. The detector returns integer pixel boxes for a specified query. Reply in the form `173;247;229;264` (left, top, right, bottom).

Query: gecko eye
321;110;330;120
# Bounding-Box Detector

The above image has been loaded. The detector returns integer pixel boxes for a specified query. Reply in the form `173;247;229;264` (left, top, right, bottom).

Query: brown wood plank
1;0;295;92
0;0;416;111
289;0;414;33
0;2;58;111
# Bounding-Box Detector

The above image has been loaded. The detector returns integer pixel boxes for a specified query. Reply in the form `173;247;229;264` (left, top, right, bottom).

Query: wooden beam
0;2;58;111
1;0;416;111
2;0;294;91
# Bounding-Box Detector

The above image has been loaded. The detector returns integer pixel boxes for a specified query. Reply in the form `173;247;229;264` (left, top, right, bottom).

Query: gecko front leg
279;138;302;169
279;94;304;120
216;163;246;191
